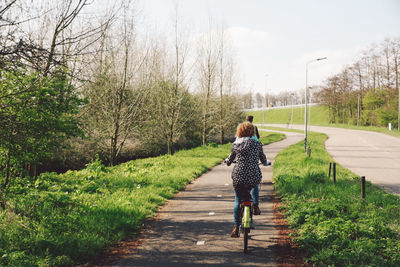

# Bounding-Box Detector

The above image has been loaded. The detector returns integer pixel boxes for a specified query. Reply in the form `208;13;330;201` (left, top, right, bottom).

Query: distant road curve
258;124;400;196
243;103;319;112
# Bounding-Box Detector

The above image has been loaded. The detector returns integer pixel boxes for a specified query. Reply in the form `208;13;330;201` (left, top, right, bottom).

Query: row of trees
0;1;244;206
315;37;399;128
241;90;304;109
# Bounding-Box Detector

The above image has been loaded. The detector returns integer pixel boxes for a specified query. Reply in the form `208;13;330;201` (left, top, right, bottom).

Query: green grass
249;106;329;125
258;125;304;134
247;105;400;138
273;132;400;266
0;132;285;267
258;132;286;145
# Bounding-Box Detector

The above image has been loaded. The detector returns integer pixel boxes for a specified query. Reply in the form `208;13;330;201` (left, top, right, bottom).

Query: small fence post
361;176;366;200
328;162;332;178
333;163;336;183
307;146;311;157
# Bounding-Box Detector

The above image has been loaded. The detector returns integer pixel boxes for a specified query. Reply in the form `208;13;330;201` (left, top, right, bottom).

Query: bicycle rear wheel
243;228;249;253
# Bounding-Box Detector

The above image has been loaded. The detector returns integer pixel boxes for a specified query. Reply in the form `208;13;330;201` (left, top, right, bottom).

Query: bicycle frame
242;201;252;229
239;199;253;253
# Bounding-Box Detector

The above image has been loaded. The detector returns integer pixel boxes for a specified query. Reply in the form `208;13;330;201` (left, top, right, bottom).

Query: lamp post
357;94;360;126
308;86;313;134
263;74;268;125
397;55;399;132
305;57;327;151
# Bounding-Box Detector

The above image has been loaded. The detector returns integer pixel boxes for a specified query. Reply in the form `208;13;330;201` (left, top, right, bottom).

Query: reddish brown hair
236;122;255;138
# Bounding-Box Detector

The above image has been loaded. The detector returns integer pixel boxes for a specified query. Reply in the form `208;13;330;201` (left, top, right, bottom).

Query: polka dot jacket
226;137;267;189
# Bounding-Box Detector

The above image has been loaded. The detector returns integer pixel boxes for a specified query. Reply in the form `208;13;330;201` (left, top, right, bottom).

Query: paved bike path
112;132;303;266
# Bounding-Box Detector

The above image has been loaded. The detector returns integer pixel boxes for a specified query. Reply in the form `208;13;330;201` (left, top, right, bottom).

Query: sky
137;0;400;95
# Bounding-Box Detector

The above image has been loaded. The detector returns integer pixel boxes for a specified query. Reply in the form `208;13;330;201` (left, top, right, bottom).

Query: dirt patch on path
272;193;308;267
83;215;159;266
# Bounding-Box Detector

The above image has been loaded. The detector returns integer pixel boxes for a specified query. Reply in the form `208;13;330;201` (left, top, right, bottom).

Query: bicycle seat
235;186;252;202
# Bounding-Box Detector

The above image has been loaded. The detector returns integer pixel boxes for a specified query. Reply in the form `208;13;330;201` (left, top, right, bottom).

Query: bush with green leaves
0;66;83;206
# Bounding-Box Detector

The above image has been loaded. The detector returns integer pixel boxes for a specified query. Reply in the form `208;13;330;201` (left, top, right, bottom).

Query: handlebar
224;159;272;166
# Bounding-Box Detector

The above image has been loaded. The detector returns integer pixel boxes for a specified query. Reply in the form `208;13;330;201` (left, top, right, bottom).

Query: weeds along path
106;132;303;267
259;124;400;196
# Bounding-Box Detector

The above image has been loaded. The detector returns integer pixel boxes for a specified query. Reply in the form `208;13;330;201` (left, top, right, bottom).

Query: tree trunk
110;135;117;166
3;153;10;190
167;136;173;155
202;72;211;146
202;109;207;146
0;153;11;210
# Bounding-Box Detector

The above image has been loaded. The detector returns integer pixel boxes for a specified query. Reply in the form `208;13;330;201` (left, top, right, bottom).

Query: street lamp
397;56;400;132
305;57;327;151
308;86;314;134
263;74;268;125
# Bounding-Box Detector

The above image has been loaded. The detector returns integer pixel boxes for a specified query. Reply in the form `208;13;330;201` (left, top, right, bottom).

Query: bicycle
236;185;253;253
226;160;271;253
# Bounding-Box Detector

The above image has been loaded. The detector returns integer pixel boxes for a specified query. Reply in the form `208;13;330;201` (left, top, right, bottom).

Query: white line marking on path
217;195;222;198
209;212;215;215
196;241;205;245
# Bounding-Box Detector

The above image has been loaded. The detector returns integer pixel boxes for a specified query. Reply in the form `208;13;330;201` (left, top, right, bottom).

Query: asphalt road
112;132;303;267
260;124;400;196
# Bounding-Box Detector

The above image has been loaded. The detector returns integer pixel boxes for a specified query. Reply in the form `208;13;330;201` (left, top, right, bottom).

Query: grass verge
247;106;400;138
273;131;400;266
0;132;285;267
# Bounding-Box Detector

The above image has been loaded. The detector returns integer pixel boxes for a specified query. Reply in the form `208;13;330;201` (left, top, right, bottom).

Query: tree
0;0;116;78
315;37;400;127
0;67;82;208
150;4;193;154
82;3;148;165
144;79;201;154
197;24;220;146
242;92;253;109
216;25;239;144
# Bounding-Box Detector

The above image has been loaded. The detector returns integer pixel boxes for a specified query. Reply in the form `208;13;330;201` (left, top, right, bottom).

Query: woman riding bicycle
225;121;268;237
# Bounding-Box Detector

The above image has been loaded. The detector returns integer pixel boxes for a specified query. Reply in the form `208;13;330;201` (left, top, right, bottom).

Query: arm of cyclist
258;143;269;166
224;149;236;166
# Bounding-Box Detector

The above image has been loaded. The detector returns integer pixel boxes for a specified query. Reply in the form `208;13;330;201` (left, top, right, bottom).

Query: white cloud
291;46;363;88
225;27;274;93
227;27;272;49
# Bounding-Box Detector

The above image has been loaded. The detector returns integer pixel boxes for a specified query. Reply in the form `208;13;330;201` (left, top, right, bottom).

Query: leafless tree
216;24;239;144
163;4;192;154
82;2;148;165
0;0;116;79
197;19;221;146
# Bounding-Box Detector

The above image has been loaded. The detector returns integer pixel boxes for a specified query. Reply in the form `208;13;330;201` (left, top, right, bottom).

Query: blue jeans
233;185;259;226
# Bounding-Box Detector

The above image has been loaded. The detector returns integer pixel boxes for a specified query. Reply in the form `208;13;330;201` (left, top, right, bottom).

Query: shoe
231;226;239;238
253;205;261;215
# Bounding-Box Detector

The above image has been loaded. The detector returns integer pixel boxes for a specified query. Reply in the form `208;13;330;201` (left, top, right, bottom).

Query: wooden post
361;176;366;200
333;163;336;183
328;162;332;178
307;146;311;157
